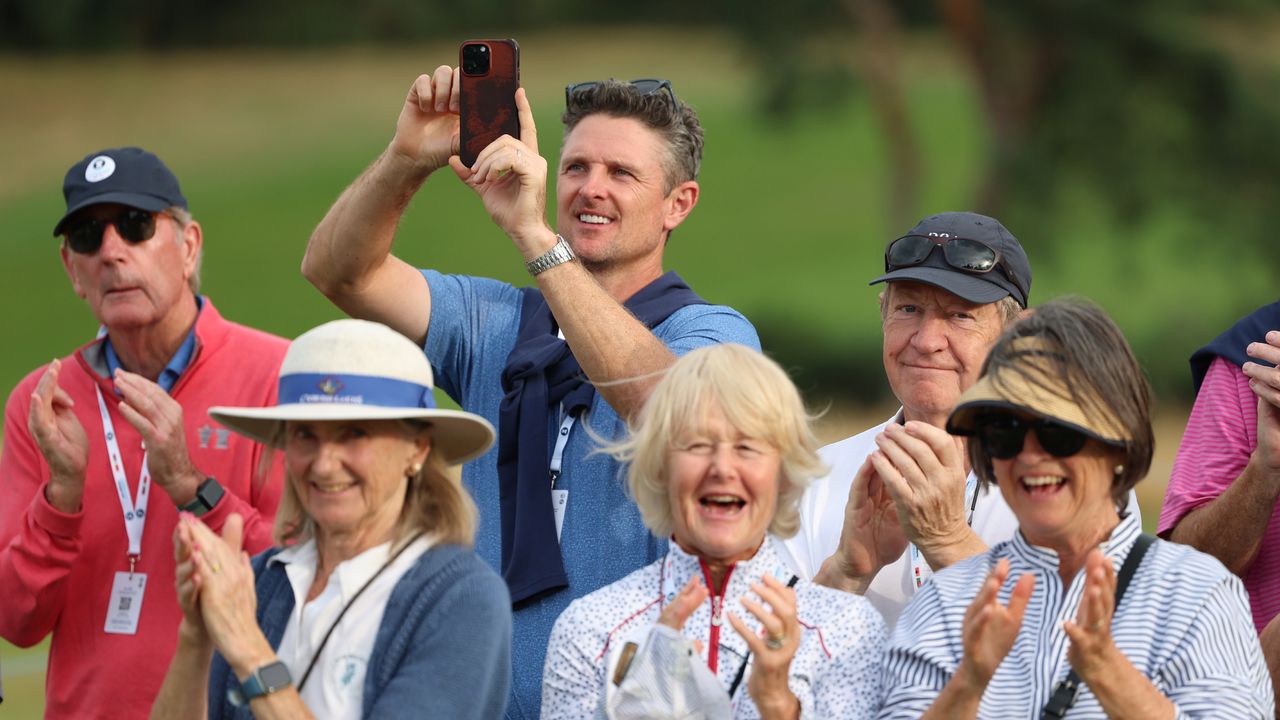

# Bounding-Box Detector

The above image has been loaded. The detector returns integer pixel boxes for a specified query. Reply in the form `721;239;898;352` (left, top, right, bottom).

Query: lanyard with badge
95;385;150;635
908;475;979;590
549;412;574;543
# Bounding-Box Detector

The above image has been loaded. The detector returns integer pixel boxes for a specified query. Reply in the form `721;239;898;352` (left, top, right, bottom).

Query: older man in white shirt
779;211;1138;627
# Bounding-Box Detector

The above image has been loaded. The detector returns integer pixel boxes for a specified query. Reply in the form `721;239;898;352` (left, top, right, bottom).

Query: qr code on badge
118;596;132;611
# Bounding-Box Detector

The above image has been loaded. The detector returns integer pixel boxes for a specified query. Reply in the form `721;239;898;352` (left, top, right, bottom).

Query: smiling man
781;212;1031;626
0;147;288;717
780;213;1140;627
303;69;758;718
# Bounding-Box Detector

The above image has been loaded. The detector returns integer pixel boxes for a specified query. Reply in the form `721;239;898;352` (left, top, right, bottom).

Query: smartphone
459;39;521;167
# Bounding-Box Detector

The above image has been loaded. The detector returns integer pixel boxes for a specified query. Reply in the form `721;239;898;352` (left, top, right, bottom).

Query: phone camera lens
462;43;491;75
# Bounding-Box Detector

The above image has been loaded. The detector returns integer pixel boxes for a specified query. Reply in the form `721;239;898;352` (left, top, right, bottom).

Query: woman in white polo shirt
150;319;510;719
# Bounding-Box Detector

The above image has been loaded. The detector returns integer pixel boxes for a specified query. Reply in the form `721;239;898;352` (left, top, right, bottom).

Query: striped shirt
879;512;1274;718
1158;355;1280;633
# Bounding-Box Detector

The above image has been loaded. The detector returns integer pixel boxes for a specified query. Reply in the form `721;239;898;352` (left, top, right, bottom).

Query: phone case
459;39;521;167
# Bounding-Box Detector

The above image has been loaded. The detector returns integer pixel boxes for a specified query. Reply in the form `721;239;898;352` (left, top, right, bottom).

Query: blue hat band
278;373;436;409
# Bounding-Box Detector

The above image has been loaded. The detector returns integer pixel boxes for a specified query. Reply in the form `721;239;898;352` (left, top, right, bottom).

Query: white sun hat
209;319;494;465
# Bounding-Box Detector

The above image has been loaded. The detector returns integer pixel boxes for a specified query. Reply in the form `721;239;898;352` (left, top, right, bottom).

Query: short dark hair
966;297;1154;506
562;80;703;193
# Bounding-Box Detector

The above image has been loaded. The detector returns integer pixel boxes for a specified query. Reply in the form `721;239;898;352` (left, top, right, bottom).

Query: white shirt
779;412;1140;629
542;537;886;719
271;534;433;720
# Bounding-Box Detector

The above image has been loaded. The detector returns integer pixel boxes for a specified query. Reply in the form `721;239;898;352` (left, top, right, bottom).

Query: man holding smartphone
304;66;758;718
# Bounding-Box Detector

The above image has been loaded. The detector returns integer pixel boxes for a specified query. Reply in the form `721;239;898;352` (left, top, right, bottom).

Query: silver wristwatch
525;234;576;277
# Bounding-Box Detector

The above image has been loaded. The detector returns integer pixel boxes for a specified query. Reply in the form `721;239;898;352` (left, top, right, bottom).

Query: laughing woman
149;319;510;719
879;299;1274;719
542;344;886;720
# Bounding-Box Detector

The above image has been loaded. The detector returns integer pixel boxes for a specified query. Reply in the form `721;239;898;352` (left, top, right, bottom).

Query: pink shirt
1158;356;1279;632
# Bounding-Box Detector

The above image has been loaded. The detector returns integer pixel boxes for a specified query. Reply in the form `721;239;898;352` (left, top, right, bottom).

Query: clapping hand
957;558;1035;689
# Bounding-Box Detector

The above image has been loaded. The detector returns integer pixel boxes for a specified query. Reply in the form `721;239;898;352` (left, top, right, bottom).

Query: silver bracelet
525;234;576;277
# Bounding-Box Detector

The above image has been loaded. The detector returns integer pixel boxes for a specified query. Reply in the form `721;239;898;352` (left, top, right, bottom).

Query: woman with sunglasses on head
149;319;511;719
878;299;1273;719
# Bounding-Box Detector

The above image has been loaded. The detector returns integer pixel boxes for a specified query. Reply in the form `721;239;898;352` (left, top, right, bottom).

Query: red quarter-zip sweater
0;300;288;718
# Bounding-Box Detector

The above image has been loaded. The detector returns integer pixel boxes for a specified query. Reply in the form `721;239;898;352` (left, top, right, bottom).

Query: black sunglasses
63;209;161;255
885;234;1027;299
974;414;1094;460
565;78;677;107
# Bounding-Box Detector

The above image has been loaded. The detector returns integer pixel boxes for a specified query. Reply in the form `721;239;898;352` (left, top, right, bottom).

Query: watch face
259;661;293;691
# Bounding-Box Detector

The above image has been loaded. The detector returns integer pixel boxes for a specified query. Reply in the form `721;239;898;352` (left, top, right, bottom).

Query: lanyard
656;553;797;704
95;385;150;570
549;413;576;490
909;474;978;590
295;532;426;693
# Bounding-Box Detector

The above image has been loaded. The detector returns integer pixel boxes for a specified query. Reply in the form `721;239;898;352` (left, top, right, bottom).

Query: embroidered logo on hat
84;156;116;183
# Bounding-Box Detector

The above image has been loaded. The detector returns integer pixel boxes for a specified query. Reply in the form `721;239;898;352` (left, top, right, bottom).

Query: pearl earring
1114;464;1125;476
408;462;423;477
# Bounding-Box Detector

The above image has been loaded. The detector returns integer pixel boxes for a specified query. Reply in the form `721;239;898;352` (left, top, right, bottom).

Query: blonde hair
270;421;477;548
608;344;825;540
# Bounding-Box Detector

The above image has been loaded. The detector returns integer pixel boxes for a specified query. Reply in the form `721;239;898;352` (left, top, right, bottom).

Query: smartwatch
228;660;293;706
179;477;225;517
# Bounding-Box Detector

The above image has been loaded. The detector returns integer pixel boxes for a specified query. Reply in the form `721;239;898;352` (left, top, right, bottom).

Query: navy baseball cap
52;147;188;236
870;211;1032;308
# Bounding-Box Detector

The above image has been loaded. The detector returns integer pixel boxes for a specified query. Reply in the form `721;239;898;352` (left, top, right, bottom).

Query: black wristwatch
178;477;225;517
228;660;293;706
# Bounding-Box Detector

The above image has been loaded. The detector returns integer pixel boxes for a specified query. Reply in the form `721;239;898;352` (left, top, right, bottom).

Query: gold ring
765;634;785;651
210;561;222;575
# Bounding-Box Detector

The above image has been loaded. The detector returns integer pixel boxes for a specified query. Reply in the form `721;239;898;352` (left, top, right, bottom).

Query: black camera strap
1040;532;1156;720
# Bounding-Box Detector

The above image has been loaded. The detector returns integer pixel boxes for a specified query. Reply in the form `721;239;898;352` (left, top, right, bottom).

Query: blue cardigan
208;543;512;719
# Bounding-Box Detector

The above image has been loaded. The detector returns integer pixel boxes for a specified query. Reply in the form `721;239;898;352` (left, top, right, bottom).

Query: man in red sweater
0;147;289;717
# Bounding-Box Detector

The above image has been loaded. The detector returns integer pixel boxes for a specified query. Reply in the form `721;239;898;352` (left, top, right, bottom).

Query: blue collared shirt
103;296;203;392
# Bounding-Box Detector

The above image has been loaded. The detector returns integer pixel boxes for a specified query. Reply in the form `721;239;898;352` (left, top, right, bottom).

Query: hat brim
945;370;1126;445
208;404;496;466
52;192;175;235
869;266;1016;306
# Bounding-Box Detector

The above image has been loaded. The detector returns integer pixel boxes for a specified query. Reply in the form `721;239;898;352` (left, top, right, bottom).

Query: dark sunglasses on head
565;78;677;107
63;209;161;255
885;234;1027;299
974;414;1093;460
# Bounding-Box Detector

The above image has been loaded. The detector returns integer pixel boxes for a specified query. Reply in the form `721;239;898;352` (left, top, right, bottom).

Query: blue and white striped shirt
879;512;1274;718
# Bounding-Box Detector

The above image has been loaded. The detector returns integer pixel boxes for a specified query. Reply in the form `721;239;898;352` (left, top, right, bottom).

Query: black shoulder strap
1040;533;1156;720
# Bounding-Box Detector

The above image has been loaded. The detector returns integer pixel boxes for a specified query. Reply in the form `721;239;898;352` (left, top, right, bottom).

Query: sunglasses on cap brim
972;413;1120;460
885;234;1027;300
62;209;163;255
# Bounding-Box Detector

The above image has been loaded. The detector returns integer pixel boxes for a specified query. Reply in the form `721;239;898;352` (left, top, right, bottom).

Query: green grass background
0;27;1271;717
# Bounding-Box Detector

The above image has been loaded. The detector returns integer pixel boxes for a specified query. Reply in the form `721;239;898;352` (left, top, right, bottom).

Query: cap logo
925;231;954;238
318;377;345;396
85;155;116;183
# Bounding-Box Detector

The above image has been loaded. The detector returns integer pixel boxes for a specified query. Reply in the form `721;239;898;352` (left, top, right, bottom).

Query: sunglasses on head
974;414;1094;460
565;78;677;106
63;208;161;255
885;234;1026;299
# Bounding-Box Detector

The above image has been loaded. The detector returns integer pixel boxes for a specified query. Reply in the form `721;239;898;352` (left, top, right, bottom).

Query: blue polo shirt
421;270;760;720
102;297;203;392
